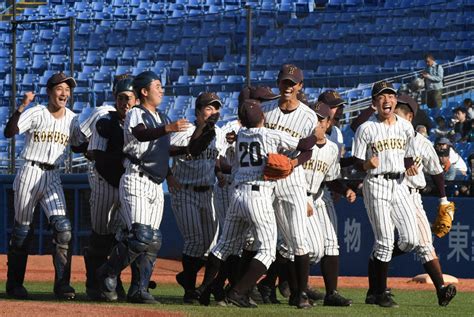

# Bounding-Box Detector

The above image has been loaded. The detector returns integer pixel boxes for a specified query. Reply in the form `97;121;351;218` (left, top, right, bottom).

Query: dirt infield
0;255;472;316
0;302;183;317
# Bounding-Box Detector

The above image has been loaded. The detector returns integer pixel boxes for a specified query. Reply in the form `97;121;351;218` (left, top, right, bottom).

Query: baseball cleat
183;289;199;304
6;285;29;299
323;290;352;306
365;289;376;305
375;289;398;308
257;283;280;304
226;289;255;308
127;290;159;304
306;287;325;301
54;285;76;300
293;292;313;309
278;281;291;298
197;287;211;306
437;284;456;307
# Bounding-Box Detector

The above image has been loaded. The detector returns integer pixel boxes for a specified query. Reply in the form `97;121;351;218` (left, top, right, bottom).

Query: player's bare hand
345;188;356;203
226;131;237;144
307;201;313;217
405;164;418;176
166;118;191;133
166;174;182;193
19;91;35;112
421;72;428;78
364;156;379;170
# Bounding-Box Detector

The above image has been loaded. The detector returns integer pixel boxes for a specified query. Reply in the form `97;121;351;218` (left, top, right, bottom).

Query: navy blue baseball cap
132;71;161;96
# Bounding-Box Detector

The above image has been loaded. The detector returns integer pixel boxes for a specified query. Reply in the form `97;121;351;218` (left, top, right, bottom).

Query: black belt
408;187;420;194
373;173;401;180
30;161;57;171
236;184;260;191
183;185;211;192
307;192;312;196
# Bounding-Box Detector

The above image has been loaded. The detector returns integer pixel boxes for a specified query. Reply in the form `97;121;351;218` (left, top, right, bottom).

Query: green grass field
0;282;471;316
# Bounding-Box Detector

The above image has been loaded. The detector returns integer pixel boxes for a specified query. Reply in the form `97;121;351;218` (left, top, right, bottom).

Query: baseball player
195;99;317;307
82;76;137;301
3;72;84;300
96;70;189;304
170;92;226;304
352;81;420;308
303;102;355;306
202;86;282;305
365;95;456;306
260;64;318;309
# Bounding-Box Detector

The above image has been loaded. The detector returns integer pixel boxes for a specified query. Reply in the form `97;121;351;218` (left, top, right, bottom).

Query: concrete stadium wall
0;174;472;277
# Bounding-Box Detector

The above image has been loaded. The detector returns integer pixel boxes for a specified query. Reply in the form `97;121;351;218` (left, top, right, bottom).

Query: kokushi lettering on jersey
303;139;340;195
171;124;226;186
261;99;318;184
17;105;83;165
353;114;415;175
233;127;300;187
405;132;444;189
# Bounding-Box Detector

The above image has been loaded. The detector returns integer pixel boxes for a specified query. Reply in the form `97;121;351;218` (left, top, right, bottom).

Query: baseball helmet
132;71;161;97
113;77;135;96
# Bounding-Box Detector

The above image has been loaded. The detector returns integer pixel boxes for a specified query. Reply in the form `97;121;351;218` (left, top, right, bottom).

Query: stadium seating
0;0;472;168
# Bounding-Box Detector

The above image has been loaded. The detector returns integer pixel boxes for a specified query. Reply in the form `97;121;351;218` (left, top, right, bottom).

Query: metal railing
339;56;474;123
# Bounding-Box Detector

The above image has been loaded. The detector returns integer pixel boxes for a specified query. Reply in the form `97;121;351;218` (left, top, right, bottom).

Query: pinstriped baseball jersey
79;105;115;139
234;127;301;187
170;124;226;186
214;119;241;226
211;125;303;268
326;126;344;157
353;114;415;175
16;105;83;165
405;132;444;189
87;115;109;152
303;140;340;195
123;106;164;169
261;100;318;185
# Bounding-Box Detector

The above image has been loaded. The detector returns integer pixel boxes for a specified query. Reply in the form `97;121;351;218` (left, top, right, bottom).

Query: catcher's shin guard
84;233;115;300
50;216;75;299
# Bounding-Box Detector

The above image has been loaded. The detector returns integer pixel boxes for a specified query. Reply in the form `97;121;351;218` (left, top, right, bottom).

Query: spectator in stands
421;53;444;108
435;137;468;181
463;98;473;119
416;125;428;137
432;116;453;140
453;107;472;142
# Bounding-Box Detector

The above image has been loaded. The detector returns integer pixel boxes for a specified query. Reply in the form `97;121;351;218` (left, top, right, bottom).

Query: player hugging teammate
2;65;459;309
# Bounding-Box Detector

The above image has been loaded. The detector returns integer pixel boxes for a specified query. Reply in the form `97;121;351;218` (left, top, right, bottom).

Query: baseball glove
432;201;456;238
187;113;220;157
263;153;294;181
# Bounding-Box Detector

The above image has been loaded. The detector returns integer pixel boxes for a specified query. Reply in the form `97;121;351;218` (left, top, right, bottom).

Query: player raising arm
3;73;84;300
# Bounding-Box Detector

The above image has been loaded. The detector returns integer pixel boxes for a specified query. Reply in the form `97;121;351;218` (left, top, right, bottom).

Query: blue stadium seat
21;74;38;91
225;75;245;92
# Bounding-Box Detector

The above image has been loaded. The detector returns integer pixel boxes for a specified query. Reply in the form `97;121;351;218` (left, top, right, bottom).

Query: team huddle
3;64;457;308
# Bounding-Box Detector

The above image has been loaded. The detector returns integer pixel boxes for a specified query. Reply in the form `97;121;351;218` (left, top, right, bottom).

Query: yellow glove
432;201;455;238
